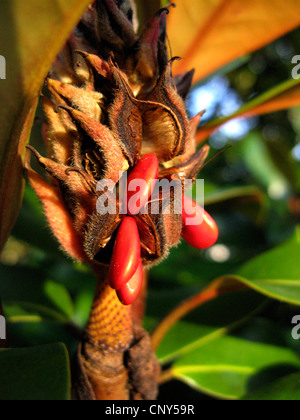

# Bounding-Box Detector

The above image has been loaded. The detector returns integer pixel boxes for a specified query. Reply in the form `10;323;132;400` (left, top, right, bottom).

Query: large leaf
44;280;74;320
228;228;300;305
0;0;92;253
154;289;266;364
243;372;300;400
168;0;300;83
171;335;300;400
0;343;70;400
196;79;300;143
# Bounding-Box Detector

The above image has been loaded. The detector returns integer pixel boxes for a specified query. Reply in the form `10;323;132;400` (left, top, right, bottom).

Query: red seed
127;154;159;215
117;260;144;306
108;217;141;290
182;196;219;249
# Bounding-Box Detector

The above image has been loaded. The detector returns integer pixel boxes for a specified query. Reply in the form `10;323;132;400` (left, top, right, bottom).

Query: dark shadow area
246;364;300;396
158;379;214;401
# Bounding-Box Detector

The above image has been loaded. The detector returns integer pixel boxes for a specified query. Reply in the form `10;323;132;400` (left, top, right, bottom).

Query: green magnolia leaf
73;288;95;328
0;343;70;400
44;280;74;319
233;228;300;305
171;335;300;400
156;290;266;364
242;372;300;400
0;0;92;253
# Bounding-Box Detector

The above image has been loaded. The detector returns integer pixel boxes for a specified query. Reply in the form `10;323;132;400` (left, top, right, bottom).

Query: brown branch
159;368;174;385
72;264;160;400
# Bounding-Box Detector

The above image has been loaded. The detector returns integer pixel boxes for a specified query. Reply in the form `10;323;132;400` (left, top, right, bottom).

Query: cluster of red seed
108;154;219;306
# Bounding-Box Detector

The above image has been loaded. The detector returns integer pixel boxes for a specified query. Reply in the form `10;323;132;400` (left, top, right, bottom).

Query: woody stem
72;264;160;401
85;264;134;351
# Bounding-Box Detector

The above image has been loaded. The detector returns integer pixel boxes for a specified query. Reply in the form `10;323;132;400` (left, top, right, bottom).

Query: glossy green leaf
156;290;266;364
172;335;300;400
242;372;300;400
73;288;95;328
44;280;74;319
0;0;92;253
0;343;70;400
233;228;300;305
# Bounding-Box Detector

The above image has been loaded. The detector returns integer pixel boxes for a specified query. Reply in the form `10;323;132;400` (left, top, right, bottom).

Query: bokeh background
0;4;300;400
